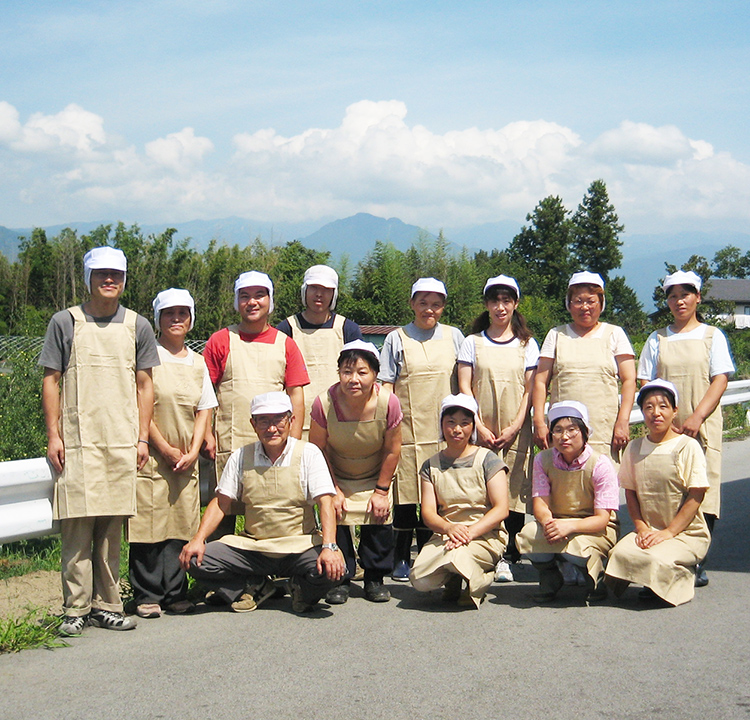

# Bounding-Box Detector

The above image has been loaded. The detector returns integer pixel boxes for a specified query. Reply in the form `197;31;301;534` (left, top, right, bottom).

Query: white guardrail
2;381;750;545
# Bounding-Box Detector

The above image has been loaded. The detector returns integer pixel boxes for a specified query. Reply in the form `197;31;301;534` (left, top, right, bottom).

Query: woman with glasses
309;341;402;603
517;401;619;603
532;272;636;463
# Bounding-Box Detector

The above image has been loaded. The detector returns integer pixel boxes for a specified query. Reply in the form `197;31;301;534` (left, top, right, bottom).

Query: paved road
2;438;749;720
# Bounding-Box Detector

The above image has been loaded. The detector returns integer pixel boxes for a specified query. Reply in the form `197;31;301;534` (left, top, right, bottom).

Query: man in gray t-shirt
40;246;159;637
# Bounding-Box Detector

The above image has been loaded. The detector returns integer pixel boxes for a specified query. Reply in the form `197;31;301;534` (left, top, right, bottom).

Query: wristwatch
321;542;339;552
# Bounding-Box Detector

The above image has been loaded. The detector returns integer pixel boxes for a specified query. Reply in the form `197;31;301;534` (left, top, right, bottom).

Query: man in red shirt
204;271;309;539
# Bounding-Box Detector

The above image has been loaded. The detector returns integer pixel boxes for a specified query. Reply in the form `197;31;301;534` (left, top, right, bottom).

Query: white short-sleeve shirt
217;438;335;504
457;332;540;369
637;324;735;381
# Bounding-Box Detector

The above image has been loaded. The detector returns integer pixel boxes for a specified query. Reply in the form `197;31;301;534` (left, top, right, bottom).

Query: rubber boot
532;560;564;603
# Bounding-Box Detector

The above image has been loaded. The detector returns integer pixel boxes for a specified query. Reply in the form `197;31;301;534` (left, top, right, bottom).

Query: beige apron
128;348;204;543
394;327;457;505
655;326;722;517
214;326;286;512
321;385;393;525
288;313;345;439
472;335;533;513
549;324;619;461
605;436;710;606
410;448;507;607
517;449;618;585
54;305;138;520
219;440;321;556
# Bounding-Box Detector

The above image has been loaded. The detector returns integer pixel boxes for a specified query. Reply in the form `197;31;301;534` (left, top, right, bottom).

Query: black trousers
336;524;394;582
393;504;432;563
188;541;339;605
129;539;188;606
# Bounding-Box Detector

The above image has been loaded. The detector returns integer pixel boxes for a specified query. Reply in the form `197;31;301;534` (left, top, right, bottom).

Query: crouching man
179;392;345;613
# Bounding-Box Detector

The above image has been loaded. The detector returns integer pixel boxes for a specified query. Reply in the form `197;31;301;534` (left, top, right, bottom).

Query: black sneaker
364;579;391;603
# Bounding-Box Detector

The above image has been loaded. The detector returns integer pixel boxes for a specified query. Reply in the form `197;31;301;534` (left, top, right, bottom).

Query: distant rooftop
705;278;750;302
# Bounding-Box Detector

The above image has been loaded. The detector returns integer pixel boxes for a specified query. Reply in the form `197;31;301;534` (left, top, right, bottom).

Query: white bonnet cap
637;378;679;408
566;271;606;311
662;270;702;294
483;274;520;300
439;393;479;443
250;391;293;416
234;271;274;313
301;264;339;311
411;277;447;299
152;288;195;331
339;339;380;363
83;246;127;291
547;400;591;433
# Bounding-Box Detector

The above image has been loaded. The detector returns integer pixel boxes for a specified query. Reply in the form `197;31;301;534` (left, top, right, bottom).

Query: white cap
83;246;127;291
547;400;591;433
439;393;479;443
250;391;293;416
662;270;702;294
301;264;339;310
566;271;605;311
340;339;380;363
411;277;447;299
483;274;520;300
152;288;195;331
637;378;679;408
234;271;274;313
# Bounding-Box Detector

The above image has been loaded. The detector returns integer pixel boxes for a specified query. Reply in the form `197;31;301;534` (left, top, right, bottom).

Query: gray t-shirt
378;322;465;384
39;304;160;373
419;448;508;485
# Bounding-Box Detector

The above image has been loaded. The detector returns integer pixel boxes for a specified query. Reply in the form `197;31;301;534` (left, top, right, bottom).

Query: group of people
40;246;733;636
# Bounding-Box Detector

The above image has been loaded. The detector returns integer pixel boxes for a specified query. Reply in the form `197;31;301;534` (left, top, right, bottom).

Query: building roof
704;278;750;302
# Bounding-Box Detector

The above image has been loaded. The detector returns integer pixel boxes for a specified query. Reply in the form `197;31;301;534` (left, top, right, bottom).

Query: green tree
712;245;750;278
506;196;574;301
271;240;331;321
571;179;624;281
604;275;647;336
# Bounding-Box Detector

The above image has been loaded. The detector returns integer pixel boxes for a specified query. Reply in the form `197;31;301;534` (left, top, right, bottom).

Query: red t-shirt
204;326;310;388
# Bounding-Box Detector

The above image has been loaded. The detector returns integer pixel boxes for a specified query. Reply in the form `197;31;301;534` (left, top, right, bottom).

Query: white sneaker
494;559;514;583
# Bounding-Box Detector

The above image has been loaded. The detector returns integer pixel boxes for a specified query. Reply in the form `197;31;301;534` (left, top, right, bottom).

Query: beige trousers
60;516;124;616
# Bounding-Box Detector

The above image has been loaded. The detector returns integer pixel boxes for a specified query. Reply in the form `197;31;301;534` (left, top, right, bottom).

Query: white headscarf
234;271;274;313
301;265;339;311
152;288;195;331
83;247;127;291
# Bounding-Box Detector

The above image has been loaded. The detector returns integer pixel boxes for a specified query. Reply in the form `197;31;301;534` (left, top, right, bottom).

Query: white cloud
0;99;749;235
145;127;214;171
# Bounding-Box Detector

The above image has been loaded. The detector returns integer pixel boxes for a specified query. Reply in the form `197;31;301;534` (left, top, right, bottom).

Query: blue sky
1;0;749;238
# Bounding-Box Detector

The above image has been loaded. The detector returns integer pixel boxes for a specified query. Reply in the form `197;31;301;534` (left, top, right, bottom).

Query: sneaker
136;603;162;619
59;614;88;636
494;559;514;583
231;578;276;613
286;577;316;614
391;559;410;582
363;579;391;603
325;584;350;605
89;609;137;631
164;599;195;615
204;590;229;606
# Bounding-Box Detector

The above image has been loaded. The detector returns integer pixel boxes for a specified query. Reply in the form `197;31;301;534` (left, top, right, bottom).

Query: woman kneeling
517;401;619;603
410;394;509;608
606;379;710;606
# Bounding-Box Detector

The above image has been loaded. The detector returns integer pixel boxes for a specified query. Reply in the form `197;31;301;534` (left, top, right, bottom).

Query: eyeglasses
551;425;581;438
570;299;598;309
252;413;290;429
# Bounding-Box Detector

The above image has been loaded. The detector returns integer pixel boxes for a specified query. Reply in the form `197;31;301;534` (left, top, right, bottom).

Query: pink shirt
532;445;620;511
310;383;403;430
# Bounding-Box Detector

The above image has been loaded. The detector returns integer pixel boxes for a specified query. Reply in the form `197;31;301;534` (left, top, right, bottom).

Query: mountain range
2;213;748;310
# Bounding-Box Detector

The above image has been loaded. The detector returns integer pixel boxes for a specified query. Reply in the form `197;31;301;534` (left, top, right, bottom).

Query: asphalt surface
2;438;749;720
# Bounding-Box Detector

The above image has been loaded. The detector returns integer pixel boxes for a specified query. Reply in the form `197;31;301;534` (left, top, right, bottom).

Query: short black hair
637;387;677;409
337;348;379;373
549;415;589;444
